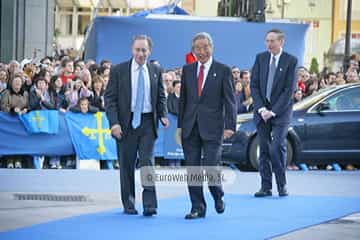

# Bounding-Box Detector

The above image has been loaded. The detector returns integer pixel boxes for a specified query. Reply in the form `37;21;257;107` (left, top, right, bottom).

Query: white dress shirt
131;58;152;113
269;48;282;68
196;56;213;90
258;48;283;116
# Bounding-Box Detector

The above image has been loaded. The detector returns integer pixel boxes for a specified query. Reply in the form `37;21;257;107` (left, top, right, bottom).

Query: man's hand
223;129;234;139
111;124;123;140
160;117;170;128
261;110;273;122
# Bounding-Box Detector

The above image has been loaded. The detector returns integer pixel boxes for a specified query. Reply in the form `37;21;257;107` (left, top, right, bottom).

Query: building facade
218;0;359;70
0;0;54;63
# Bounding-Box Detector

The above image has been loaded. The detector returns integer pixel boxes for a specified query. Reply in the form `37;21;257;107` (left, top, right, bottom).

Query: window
59;14;72;36
326;87;360;111
78;14;90;35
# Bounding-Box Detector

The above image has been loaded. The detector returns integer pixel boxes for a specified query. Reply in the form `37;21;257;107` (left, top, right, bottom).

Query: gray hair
132;34;153;50
192;32;214;48
266;29;285;40
79;68;91;79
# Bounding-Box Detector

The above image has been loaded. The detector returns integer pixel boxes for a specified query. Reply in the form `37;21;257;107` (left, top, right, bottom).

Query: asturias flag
19;110;59;134
65;112;117;160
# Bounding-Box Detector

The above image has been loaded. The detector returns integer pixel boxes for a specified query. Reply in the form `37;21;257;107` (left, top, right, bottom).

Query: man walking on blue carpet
105;35;169;216
178;32;236;219
250;29;297;198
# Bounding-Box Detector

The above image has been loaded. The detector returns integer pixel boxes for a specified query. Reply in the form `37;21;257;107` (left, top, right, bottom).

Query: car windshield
293;86;339;111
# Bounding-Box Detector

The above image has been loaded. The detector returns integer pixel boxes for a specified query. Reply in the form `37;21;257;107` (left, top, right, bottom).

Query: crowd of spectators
0;55;111;169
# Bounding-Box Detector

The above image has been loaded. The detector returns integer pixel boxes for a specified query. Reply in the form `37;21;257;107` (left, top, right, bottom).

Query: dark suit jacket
235;91;247;114
250;51;298;124
90;89;105;111
167;93;179;116
29;89;56;110
178;60;236;141
104;59;167;138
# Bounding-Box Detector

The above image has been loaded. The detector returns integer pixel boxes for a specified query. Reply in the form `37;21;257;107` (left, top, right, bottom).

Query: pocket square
213;73;217;77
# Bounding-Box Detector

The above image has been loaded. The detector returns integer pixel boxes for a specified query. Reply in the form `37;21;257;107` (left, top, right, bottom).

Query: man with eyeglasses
105;35;169;217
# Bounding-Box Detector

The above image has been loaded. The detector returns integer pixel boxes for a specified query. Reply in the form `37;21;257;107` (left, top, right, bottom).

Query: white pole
77;0;104;60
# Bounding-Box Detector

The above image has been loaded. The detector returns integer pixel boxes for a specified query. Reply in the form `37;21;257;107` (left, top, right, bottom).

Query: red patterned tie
197;64;205;96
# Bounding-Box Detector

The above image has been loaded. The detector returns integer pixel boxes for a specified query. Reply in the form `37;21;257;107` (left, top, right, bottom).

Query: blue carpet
1;194;360;240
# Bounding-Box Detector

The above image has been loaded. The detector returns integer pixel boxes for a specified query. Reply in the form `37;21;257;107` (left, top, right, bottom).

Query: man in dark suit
167;80;181;116
104;35;169;216
250;29;298;198
178;32;236;219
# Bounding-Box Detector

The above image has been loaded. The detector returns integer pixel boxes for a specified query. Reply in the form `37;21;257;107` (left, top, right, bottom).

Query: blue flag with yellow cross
65;112;117;160
19;110;59;134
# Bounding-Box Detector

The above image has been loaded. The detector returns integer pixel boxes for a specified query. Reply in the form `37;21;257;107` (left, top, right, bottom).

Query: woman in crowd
79;68;92;89
293;88;303;103
335;71;346;85
0;68;9;95
49;75;68;112
44;75;69;169
234;81;247;114
29;78;55;110
89;75;105;111
65;77;93;109
33;68;52;84
0;74;29;168
304;77;319;97
1;74;28;114
59;58;75;86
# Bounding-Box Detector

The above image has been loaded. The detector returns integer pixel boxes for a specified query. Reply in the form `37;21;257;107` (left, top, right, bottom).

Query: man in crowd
231;66;241;83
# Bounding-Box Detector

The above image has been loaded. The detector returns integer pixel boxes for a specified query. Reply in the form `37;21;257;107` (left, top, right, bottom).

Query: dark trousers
182;122;224;212
117;113;157;210
256;120;288;191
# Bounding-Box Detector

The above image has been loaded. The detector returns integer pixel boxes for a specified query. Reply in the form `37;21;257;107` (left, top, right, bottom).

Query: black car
222;84;360;170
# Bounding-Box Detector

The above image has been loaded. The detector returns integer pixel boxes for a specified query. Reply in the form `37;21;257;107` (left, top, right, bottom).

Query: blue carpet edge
266;210;360;239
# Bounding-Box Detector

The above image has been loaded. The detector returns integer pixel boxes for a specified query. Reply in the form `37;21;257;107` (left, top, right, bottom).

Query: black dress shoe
278;187;289;197
123;208;138;215
254;188;272;197
215;199;225;214
143;208;157;217
185;210;206;220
